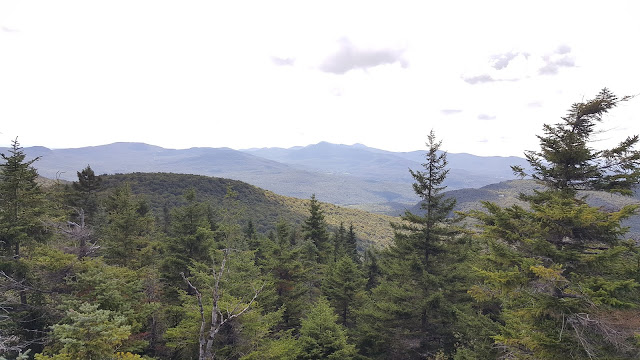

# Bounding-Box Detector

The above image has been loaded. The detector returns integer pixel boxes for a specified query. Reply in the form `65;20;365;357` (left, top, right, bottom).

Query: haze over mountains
6;141;530;212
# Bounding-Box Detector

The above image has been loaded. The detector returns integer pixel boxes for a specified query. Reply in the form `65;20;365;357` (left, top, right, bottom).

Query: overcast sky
1;1;639;156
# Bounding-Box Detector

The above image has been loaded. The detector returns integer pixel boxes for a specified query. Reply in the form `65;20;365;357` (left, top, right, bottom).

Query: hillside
408;179;640;240
13;143;416;208
243;141;529;190
5;142;529;213
97;172;396;248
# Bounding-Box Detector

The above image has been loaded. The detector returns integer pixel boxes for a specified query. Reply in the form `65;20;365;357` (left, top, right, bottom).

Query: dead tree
181;249;264;360
57;207;99;258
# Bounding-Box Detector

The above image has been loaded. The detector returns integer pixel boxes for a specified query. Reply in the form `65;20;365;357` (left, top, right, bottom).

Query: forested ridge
2;89;640;359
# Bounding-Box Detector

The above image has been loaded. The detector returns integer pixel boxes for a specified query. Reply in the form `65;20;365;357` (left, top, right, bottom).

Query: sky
1;1;639;157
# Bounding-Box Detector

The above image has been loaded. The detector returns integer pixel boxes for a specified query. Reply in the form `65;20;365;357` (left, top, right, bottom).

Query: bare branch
181;272;207;360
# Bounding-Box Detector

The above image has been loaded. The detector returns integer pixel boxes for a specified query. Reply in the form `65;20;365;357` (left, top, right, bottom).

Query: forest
2;88;640;360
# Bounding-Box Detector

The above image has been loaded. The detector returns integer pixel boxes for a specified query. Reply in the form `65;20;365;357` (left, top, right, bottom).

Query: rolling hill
96;172;397;248
410;179;640;240
4;141;530;213
242;141;529;190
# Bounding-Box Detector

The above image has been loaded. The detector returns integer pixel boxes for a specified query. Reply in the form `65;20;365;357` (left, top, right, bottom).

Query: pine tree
394;129;456;266
161;189;215;303
0;138;50;353
0;138;48;259
101;184;154;268
361;130;462;358
322;256;365;328
470;89;640;359
70;165;102;223
512;88;639;195
261;220;309;330
302;194;330;264
297;297;358;360
345;223;359;263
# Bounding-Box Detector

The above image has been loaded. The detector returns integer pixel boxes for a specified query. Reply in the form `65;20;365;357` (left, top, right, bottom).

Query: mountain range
6;141;640;239
5;141;529;213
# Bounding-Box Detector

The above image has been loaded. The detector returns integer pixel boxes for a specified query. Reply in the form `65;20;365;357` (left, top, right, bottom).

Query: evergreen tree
101;184;154;268
330;223;347;263
161;189;215;303
395;129;456;266
302;194;330;264
261;220;309;330
0;138;48;259
470;89;640;359
362;247;380;292
512;88;639;195
345;223;359;263
70;165;102;223
36;302;131;360
361;130;462;358
322;256;365;328
297;297;358;360
0;138;50;352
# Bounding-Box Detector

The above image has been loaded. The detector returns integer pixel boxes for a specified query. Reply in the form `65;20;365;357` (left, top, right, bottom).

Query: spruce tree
470;89;640;359
322;255;365;328
302;194;330;264
70;165;102;223
161;189;215;303
345;223;359;263
512;88;639;195
0;138;48;259
102;184;154;268
297;297;358;360
261;219;309;330
361;130;461;358
0;139;50;353
330;222;347;263
395;129;456;266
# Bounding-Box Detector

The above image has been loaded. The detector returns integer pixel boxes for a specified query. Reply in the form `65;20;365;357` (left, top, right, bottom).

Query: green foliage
469;89;640;359
260;222;310;330
69;165;103;223
240;331;300;360
99;172;299;234
322;256;365;327
302;194;331;264
362;130;468;358
297;297;358;360
102;184;155;268
44;302;131;359
513;88;640;195
160;189;216;303
97;172;395;246
346;223;359;263
60;258;152;353
167;247;268;359
392;130;457;266
0;139;51;355
0;138;49;257
10;98;640;360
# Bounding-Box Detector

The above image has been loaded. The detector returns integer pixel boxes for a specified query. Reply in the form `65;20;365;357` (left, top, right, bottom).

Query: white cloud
319;38;407;74
0;0;639;157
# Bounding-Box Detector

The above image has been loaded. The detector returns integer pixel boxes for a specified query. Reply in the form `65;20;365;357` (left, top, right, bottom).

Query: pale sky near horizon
1;1;639;156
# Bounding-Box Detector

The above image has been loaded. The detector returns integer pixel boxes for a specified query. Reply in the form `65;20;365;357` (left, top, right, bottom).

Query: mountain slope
97;172;396;247
10;143;416;207
408;179;640;240
242;142;529;190
4;141;529;213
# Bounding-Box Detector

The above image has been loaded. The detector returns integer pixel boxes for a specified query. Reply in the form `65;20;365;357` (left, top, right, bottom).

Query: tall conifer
470;89;640;359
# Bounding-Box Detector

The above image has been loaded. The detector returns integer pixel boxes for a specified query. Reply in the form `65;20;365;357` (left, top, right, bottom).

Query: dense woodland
2;89;640;359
